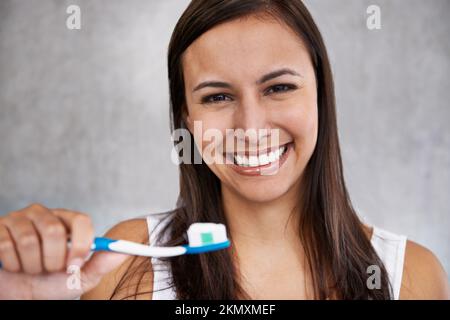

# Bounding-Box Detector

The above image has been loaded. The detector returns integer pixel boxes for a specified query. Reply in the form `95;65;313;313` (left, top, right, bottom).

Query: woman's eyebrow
256;68;303;84
192;68;303;93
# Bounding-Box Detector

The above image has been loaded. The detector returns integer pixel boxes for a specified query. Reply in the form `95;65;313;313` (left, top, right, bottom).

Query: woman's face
182;15;318;203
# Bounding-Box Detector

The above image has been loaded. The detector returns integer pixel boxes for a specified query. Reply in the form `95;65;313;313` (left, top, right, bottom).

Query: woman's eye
265;84;297;95
201;94;232;104
201;84;297;104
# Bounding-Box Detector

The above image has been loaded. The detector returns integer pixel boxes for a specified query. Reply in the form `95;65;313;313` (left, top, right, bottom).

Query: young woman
0;0;448;300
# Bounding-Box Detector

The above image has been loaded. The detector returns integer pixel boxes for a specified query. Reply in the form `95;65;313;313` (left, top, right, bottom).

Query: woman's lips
226;142;293;176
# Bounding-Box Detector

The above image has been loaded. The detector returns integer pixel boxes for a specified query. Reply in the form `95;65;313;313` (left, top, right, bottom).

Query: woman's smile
223;141;294;176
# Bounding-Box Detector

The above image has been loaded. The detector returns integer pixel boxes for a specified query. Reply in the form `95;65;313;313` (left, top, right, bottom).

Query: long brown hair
112;0;392;300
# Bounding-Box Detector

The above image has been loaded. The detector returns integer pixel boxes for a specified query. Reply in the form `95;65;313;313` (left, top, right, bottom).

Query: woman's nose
233;95;270;132
230;94;273;148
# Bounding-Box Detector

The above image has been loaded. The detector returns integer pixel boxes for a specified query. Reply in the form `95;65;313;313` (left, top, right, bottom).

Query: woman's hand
0;203;129;299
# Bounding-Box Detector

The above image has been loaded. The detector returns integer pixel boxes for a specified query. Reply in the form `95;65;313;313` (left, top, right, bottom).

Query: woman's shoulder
107;217;150;239
366;224;449;299
400;239;449;299
102;210;175;244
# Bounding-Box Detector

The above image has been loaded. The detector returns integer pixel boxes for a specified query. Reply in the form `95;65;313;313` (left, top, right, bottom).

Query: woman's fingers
52;208;94;268
0;204;110;299
0;203;95;275
24;204;68;272
3;212;42;274
0;223;21;272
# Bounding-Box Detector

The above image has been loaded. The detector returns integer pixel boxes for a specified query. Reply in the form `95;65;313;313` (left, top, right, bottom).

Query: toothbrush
92;222;230;257
0;223;231;269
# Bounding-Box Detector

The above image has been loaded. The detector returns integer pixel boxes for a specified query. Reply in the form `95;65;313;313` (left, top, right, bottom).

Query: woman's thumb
79;251;129;294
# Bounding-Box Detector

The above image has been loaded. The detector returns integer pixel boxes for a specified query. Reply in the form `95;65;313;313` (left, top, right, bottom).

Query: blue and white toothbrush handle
91;237;186;257
91;237;231;258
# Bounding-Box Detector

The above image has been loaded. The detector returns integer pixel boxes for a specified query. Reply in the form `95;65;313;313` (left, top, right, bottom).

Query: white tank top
146;213;407;300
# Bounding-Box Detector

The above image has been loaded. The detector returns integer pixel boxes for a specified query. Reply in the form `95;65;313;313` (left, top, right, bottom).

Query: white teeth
233;144;288;167
274;148;280;158
259;154;269;165
238;154;248;166
249;156;258;166
235;154;244;165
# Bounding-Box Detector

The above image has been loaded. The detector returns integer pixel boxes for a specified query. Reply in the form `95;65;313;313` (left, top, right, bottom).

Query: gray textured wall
0;0;449;277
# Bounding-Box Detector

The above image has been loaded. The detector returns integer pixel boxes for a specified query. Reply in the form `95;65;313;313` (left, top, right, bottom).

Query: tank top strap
370;226;407;300
146;213;177;300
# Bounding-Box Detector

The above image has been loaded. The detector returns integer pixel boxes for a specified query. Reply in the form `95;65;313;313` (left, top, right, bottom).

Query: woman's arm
400;240;450;299
81;218;153;300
